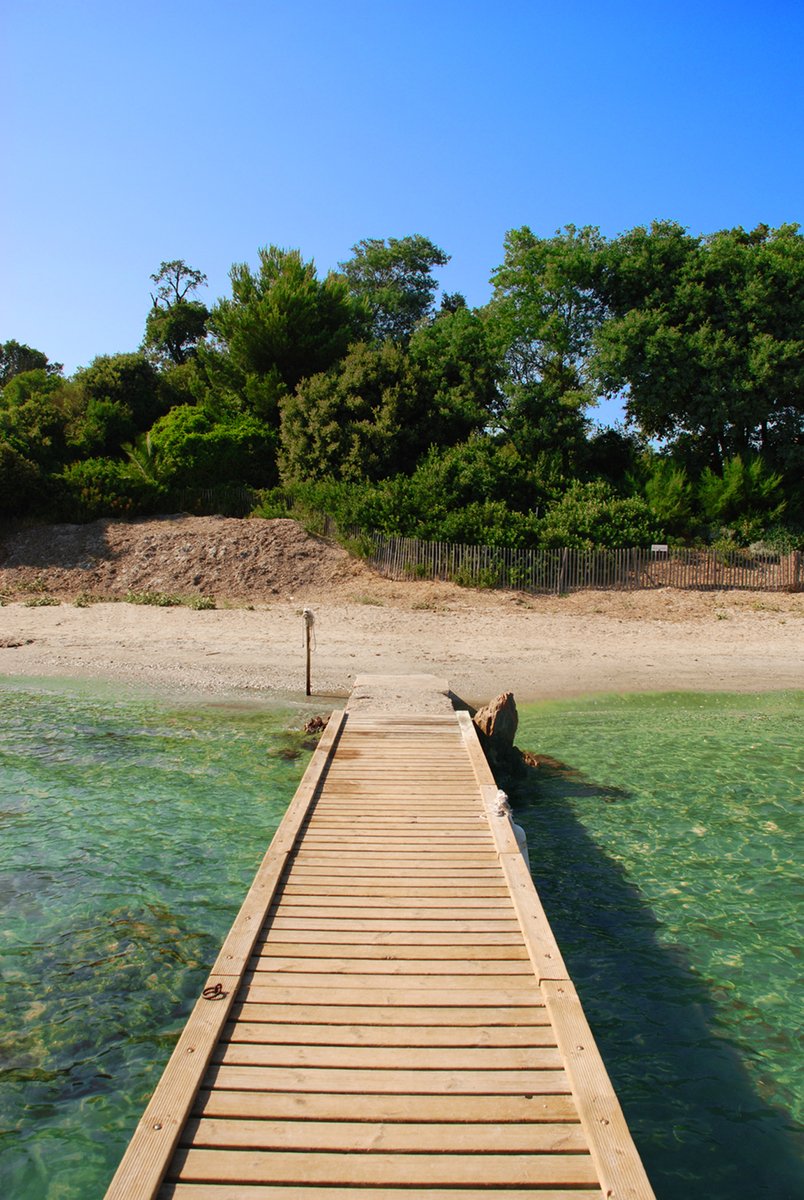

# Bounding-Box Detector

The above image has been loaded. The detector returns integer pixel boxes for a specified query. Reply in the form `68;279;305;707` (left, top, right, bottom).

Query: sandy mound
0;516;371;600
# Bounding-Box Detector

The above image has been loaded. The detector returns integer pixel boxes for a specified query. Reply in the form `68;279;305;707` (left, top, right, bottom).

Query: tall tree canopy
143;260;209;366
593;222;804;475
0;340;63;387
279;305;497;484
485;225;606;468
207;246;363;422
339;235;449;342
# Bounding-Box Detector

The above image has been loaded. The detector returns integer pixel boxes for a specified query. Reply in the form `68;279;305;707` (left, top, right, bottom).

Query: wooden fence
356;534;802;593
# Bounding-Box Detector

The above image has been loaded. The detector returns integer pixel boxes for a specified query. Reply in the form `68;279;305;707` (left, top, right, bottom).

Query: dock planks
105;684;654;1199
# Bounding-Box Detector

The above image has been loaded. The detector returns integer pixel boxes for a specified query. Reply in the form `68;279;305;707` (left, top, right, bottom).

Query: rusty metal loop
202;981;226;1000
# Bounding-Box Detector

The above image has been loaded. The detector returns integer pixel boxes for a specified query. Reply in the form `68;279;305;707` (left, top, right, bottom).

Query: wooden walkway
105;676;654;1199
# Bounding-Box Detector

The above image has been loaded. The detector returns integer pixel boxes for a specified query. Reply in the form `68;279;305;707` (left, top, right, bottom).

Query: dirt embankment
0;516;371;602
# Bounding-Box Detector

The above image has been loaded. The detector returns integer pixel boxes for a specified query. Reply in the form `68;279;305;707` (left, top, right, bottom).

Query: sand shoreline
1;585;801;708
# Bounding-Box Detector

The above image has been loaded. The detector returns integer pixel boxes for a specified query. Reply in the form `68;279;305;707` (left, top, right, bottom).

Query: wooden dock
105;675;654;1199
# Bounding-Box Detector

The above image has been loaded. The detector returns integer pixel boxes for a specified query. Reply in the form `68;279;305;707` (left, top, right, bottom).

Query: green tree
279;311;497;486
68;396;136;457
0;369;71;472
339;235;449;342
58;458;163;520
580;425;645;490
0;440;42;515
143;260;209;366
208;246;362;423
593;222;804;474
71;353;166;433
485;225;606;468
279;341;419;483
407;437;541;520
642;456;696;540
698;455;786;543
406;305;501;443
0;340;63;387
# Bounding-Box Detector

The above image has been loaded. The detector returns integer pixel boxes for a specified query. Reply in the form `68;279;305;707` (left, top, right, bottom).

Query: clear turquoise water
514;691;803;1198
0;681;801;1198
0;678;314;1198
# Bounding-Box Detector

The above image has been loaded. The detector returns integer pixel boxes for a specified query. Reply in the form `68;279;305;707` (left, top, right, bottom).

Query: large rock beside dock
473;691;518;750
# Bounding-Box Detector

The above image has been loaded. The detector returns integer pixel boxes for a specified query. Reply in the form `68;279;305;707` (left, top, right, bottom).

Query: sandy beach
1;585;801;707
0;516;800;705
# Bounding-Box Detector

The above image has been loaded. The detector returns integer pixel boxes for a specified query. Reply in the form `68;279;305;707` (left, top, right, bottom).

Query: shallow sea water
0;678;315;1199
515;691;803;1198
0;679;801;1198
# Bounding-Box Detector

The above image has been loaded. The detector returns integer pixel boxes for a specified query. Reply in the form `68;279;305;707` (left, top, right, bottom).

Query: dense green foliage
339;235;450;342
0;339;63;386
2;224;801;552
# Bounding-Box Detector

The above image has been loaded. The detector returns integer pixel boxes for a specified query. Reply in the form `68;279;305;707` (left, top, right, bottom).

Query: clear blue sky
2;0;802;423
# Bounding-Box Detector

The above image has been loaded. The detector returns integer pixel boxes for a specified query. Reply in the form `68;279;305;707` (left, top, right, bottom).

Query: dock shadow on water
508;753;804;1200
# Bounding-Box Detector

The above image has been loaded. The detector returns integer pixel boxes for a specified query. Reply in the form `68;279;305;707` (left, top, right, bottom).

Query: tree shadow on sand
506;755;804;1200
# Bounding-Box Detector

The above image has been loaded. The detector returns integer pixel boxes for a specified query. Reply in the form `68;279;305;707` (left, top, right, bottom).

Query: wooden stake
303;608;314;696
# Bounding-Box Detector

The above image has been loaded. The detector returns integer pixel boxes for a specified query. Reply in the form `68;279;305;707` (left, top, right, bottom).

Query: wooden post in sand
302;608;314;696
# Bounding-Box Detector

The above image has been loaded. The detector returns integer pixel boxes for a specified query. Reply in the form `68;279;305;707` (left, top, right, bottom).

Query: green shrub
451;562;503;589
125;590;181;607
58;458;164;520
187;595;216;610
147;405;277;490
0;440;41;516
698;456;786;544
538;480;660;548
643;458;696;539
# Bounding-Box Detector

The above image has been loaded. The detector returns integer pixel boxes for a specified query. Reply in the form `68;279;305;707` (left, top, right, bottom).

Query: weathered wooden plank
247;965;534;986
319;769;475;778
192;1089;576;1123
265;918;522;932
254;940;528;958
260;929;524;945
169;1148;597;1186
182;1117;587;1152
248;954;531;973
298;835;494;844
306;814;484;823
204;1065;569;1094
278;883;509;897
276;884;506;900
212;1043;564;1070
296;840;494;851
303;823;487;832
271;896;513;912
285;855;500;866
229;1002;548;1026
248;955;532;974
240;984;541;1006
161;1186;600;1200
222;1022;556;1047
290;845;497;855
317;783;469;792
269;906;515;922
283;868;504;878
